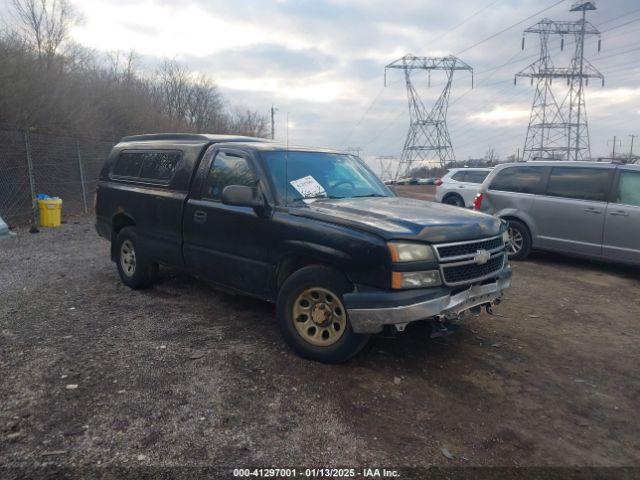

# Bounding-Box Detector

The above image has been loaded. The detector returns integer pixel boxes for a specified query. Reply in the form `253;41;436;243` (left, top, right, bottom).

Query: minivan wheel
115;227;158;289
443;194;465;207
276;266;370;363
506;219;532;261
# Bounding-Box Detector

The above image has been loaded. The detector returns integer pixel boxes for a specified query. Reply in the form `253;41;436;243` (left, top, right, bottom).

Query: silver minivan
475;161;640;265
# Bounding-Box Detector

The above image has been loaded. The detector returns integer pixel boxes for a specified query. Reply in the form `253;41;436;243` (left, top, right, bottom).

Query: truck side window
112;152;144;178
112;150;181;183
489;166;544;194
139;151;181;182
616;171;640;207
204;152;257;201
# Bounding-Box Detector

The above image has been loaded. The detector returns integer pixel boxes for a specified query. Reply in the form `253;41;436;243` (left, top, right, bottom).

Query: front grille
435;236;504;261
441;254;505;286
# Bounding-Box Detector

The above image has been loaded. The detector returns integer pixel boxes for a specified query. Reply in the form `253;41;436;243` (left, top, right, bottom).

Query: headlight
392;270;442;289
388;242;435;262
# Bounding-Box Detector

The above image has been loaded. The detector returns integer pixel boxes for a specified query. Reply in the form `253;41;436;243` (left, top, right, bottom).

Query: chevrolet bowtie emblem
474;249;491;265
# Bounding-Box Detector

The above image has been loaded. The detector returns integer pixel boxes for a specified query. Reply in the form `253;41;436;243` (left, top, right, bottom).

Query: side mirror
221;185;263;208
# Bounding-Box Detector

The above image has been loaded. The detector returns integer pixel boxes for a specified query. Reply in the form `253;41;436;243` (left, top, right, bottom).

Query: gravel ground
1;198;639;477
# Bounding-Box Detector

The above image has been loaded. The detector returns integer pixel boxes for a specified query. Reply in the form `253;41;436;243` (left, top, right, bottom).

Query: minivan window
204;152;257;201
616;170;640;207
112;150;181;183
489;166;545;194
546;167;611;202
465;170;490;184
451;171;466;182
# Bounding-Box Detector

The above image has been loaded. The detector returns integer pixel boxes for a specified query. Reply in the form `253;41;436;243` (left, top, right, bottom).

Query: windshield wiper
291;195;343;204
351;193;387;198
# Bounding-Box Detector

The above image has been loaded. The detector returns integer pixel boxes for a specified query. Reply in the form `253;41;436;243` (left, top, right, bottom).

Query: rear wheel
443;193;465;207
505;219;532;260
115;227;158;289
276;266;370;363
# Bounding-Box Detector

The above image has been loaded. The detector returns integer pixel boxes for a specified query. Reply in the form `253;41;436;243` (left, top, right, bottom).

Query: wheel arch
275;253;354;293
499;213;536;246
110;212;136;261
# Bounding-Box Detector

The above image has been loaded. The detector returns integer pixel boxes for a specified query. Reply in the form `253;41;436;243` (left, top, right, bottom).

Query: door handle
193;210;207;223
583;208;601;214
609;211;629;217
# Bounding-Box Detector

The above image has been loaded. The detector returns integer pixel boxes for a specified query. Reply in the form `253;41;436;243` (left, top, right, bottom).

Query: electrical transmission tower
385;55;473;178
376;156;396;182
516;1;604;162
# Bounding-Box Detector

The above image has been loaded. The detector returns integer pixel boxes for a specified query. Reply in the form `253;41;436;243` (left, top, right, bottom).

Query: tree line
0;0;269;142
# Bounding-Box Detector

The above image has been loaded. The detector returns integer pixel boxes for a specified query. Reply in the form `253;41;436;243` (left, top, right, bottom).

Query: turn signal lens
434;178;443;186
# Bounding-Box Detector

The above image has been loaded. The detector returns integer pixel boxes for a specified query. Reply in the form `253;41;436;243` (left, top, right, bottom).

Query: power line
430;0;504;48
455;0;568;56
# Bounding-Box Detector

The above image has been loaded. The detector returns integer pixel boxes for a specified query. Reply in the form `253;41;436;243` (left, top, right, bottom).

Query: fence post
24;131;39;231
76;140;88;214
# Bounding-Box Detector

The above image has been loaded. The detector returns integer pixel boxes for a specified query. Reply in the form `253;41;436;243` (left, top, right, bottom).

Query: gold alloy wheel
292;287;347;347
120;239;136;277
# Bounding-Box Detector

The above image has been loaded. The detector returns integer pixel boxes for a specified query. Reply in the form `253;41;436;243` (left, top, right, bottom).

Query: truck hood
290;196;503;243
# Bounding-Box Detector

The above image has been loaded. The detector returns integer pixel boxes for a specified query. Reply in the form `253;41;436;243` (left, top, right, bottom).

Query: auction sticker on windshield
290;176;326;201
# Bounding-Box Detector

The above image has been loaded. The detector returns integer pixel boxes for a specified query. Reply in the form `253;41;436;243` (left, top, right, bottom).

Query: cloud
469;105;530;125
58;0;640;160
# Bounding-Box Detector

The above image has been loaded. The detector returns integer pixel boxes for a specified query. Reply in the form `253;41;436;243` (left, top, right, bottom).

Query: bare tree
10;0;76;61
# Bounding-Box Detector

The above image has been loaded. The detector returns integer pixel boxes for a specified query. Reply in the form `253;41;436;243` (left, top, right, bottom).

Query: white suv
435;168;493;207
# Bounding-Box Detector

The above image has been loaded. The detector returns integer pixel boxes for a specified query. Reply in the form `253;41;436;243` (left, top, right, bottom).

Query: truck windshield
261;151;392;205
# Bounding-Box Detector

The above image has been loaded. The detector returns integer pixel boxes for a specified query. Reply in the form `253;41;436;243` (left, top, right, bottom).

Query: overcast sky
7;0;640;170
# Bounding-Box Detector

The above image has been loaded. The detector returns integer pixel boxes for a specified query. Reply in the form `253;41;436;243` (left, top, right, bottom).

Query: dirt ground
1;189;639;477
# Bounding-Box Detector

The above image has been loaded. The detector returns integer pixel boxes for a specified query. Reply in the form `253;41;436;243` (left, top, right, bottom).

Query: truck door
603;168;640;264
530;166;612;257
182;148;272;297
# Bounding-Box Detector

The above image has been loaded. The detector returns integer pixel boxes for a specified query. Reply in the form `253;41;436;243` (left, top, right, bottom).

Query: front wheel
505;219;532;260
276;266;370;363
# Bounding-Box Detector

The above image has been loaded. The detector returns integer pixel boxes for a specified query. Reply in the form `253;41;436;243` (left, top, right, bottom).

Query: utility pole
629;134;637;160
608;136;621;158
516;1;603;162
385;55;473;179
270;105;278;140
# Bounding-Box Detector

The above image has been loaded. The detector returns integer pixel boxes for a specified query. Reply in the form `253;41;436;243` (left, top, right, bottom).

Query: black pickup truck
96;133;511;363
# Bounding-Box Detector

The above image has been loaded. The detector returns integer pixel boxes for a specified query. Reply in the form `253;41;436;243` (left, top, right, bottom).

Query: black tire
505;219;532;261
443;193;465;207
276;265;370;364
114;227;158;289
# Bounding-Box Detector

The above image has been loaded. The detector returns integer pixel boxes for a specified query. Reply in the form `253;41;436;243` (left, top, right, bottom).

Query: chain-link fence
0;128;113;226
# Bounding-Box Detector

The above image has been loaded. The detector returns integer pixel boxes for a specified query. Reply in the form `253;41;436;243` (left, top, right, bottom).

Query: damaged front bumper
344;268;512;334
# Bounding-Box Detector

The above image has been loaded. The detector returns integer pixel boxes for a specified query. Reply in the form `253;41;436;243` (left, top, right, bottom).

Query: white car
435;168;493;207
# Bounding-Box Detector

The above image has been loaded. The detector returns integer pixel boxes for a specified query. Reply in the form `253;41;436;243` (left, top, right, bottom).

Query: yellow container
38;198;63;227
